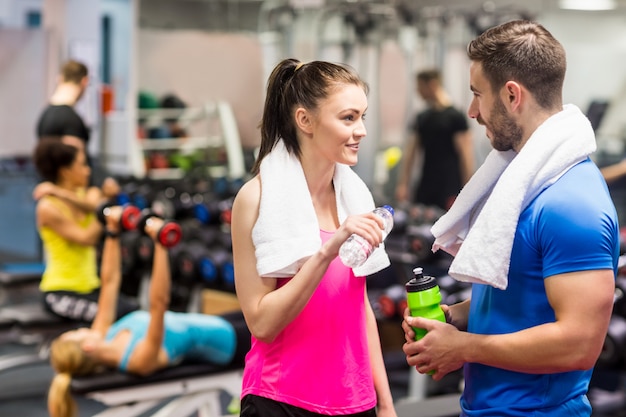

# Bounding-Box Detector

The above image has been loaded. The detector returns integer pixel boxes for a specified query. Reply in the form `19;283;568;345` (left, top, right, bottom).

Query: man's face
467;62;522;151
77;75;89;101
416;79;437;103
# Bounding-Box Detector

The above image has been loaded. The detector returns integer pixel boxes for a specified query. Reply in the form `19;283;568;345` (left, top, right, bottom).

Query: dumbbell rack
137;101;246;181
102;101;245;182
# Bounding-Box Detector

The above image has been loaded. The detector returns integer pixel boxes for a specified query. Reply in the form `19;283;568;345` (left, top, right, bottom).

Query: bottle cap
382;205;394;215
405;267;437;292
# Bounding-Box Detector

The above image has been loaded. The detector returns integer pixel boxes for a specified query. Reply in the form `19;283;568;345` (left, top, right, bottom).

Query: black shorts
43;289;139;323
240;394;377;417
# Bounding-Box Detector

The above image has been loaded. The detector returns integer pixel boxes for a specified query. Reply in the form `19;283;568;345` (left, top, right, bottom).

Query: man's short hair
416;69;442;84
61;60;88;84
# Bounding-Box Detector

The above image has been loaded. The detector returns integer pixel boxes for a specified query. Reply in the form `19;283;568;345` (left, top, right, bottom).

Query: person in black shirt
37;60;90;146
395;69;474;211
36;60;119;206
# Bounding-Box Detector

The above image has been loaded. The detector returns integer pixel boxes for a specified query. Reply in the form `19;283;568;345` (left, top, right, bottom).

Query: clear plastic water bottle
339;205;394;268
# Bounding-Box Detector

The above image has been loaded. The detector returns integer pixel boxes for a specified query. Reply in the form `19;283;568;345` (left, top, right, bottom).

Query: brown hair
416;69;442;84
48;338;102;417
252;58;368;174
60;60;88;84
467;20;566;110
33;138;79;183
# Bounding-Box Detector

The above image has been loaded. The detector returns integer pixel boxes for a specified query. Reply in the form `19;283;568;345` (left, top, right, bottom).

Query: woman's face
60;149;90;188
307;83;368;167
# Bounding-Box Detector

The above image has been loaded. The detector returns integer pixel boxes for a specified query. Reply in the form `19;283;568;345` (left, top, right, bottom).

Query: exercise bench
71;362;243;417
0;262;45;306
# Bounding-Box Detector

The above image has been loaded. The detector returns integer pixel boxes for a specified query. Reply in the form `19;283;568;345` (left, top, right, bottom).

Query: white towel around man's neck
252;140;391;278
431;104;597;289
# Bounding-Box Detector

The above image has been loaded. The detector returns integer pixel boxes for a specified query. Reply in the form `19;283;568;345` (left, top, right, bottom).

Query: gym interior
1;0;626;416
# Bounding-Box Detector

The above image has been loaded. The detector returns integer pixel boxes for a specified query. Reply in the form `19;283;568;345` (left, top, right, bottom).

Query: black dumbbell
137;209;183;248
97;203;141;231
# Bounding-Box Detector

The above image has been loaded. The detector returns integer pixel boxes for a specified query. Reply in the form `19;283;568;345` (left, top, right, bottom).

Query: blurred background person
395;69;474;211
36;60;119;194
33;138;137;323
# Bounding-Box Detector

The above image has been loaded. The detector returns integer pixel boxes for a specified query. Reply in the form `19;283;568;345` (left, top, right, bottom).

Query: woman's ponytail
48;372;77;417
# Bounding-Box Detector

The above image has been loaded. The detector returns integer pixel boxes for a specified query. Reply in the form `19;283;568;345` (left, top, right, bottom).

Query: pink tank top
241;230;376;414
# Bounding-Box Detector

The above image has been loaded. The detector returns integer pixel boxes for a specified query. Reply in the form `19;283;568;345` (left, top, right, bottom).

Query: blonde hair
48;338;101;417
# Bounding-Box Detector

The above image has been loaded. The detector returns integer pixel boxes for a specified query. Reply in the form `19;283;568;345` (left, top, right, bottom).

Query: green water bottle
405;267;446;341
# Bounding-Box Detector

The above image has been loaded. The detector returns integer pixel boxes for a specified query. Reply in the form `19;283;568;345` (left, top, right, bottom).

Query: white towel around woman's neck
252;140;391;278
431;104;597;289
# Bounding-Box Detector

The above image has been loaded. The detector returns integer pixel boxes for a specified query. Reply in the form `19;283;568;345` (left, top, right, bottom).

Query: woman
47;207;249;417
231;59;397;416
33;138;135;322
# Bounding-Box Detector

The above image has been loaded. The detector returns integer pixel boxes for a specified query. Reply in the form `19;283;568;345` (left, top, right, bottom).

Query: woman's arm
90;207;124;336
364;290;397;417
36;198;102;246
232;177;387;344
127;218;170;376
33;182;108;213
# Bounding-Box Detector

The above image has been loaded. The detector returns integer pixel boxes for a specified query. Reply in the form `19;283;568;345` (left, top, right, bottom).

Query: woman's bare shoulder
233;175;261;208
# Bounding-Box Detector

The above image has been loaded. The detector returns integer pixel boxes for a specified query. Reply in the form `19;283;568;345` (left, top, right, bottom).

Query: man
395;69;474;211
402;20;619;416
35;60;119;208
37;60;90;147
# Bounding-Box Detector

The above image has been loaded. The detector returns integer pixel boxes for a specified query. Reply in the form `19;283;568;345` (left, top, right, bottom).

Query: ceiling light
559;0;616;10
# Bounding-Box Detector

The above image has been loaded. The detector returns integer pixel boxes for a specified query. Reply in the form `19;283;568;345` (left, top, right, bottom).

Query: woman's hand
324;212;385;257
32;182;57;200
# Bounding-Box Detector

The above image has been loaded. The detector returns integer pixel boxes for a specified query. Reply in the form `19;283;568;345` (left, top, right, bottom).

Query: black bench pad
71;362;241;395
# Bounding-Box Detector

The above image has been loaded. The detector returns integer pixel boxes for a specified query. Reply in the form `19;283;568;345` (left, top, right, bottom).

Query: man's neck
430;89;452;111
49;83;82;106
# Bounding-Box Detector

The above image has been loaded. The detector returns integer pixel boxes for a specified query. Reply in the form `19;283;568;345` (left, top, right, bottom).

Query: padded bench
0;302;82;347
0;262;45;306
71;362;243;417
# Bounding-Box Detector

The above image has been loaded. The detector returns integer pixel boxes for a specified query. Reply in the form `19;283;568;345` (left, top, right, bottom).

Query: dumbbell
97;203;141;231
406;224;436;262
179;219;219;246
219;251;235;293
376;285;406;320
137;209;182;248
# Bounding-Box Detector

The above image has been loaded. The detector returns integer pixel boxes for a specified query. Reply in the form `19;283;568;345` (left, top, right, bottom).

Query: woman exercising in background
47;207;249;417
33;138;136;322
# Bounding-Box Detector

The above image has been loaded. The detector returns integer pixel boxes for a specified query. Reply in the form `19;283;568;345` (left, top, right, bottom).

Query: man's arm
403;270;614;380
454;130;474;185
395;132;420;203
600;159;626;184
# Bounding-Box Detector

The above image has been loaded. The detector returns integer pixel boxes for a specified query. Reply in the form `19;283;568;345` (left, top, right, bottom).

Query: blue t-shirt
462;159;619;416
106;311;237;371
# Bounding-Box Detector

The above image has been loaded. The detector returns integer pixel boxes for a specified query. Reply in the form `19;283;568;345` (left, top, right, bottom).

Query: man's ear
502;81;522;112
295;107;313;135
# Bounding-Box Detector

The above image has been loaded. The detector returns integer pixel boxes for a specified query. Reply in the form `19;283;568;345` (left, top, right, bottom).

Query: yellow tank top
39;195;100;293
